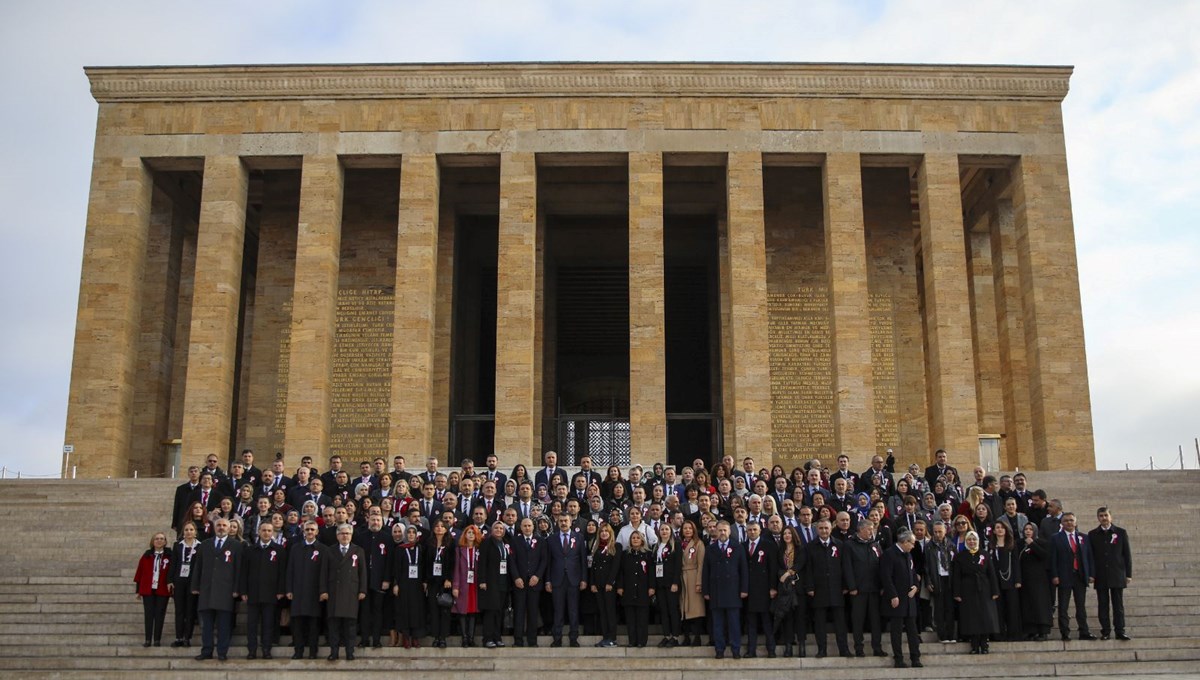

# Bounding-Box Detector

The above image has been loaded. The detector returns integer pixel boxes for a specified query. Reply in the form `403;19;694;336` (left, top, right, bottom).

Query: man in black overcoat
1088;507;1133;640
845;519;885;658
190;517;241;661
325;523;367;660
881;530;922;668
742;521;778;658
702;521;748;659
355;512;392;648
287;521;329;659
804;518;855;658
511;517;547;647
240;522;287;659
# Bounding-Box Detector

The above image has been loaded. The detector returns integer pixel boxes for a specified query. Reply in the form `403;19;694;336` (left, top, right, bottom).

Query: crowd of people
135;448;1134;667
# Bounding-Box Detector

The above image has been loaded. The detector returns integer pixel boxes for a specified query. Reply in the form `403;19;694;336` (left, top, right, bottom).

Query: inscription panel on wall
768;286;835;458
329;287;395;459
870;292;900;450
271;300;292;454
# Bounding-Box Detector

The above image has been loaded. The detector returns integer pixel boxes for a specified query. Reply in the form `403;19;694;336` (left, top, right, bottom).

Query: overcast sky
1;1;1196;477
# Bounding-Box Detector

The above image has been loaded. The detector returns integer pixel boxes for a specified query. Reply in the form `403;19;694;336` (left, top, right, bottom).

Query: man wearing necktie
511;518;547;647
1088;507;1133;641
190;518;241;661
545;514;586;647
702;521;748;659
880;531;923;668
240;523;287;659
804;519;855;658
325;524;367;660
1050;512;1096;641
287;522;328;659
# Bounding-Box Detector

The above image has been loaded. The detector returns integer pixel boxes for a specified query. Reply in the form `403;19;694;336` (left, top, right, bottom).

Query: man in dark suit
534;450;569;492
319;455;346;492
923;449;958;489
472;480;506;526
173;466;201;532
544;513;587;646
858;455;894;495
200;454;227;487
828;454;859;491
190;517;241;661
355;513;392;648
480;454;509;490
189;473;223;513
416;481;444;523
571;454;602;489
880;530;922;668
804;518;855;658
742;521;778;658
240;522;287;659
846;519;885;658
240;449;262;488
1088;507;1132;640
703;521;748;659
325;524;367;660
511;517;547;647
1050;512;1097;641
287;521;329;659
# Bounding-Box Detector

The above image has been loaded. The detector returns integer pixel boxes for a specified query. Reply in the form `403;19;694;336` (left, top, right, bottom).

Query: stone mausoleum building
63;62;1096;478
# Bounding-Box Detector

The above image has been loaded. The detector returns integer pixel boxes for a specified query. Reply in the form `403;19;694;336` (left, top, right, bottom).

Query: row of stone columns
65;150;1093;476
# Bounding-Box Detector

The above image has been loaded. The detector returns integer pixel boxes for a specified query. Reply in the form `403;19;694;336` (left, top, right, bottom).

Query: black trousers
246;601;276;652
551;584;581;640
141;594;169;643
327;616;357;653
198;608;231;657
812;606;849;654
596;590;618;640
888;614;921;661
746;609;775;653
292;615;321;654
997;589;1021;640
1057;577;1090;636
624;605;649;646
171;582;196;641
657;588;681;638
513;586;541;643
917;596;933;630
850;592;883;652
482;607;504;643
931;576;956;640
427;590;451;639
777;595;808;646
1096;587;1126;635
360;589;385;643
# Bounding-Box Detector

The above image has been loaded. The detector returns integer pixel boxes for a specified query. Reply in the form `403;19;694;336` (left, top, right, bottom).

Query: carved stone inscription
768;286;835;456
330;287;394;458
271;300;292;454
870;292;900;449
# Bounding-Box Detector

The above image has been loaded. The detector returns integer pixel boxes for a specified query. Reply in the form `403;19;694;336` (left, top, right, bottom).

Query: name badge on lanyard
498;545;508;575
179;564;190;578
655;563;664;578
432;562;443;576
408;548;420;579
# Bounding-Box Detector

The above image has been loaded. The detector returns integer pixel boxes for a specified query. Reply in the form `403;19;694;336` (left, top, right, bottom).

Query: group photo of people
136;447;1134;667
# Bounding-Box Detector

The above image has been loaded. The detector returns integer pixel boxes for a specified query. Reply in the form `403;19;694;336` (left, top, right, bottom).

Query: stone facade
64;62;1097;477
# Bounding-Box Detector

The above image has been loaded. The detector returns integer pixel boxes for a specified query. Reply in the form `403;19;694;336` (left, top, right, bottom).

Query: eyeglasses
954;521;967;526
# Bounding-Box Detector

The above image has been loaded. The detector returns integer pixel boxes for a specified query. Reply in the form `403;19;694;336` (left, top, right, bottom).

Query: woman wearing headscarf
952;530;1000;654
391;524;426;648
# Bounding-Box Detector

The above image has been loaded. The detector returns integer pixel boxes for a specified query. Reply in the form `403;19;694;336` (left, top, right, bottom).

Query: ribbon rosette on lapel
224;550;232;563
1111;534;1118;545
311;551;319;562
351;554;359;567
831;546;838;558
269;550;277;562
379;543;386;554
978;554;986;566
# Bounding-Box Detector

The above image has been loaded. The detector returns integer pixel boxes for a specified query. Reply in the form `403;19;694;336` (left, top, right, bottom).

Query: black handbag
436;591;454;608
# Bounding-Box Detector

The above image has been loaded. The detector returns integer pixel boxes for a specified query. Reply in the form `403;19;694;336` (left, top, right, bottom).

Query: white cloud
0;0;1197;475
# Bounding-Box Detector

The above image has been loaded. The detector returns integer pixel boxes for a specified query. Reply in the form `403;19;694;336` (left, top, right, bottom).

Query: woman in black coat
391;525;426;648
1018;523;1052;640
580;519;600;635
424;519;456;648
170;523;201;647
952;531;1000;654
476;522;513;648
775;526;808;657
990;521;1023;641
652;523;683;647
616;530;654;647
589;522;622;647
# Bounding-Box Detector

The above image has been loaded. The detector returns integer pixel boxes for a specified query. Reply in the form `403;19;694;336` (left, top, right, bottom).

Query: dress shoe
291;650;303;659
551;639;563;648
495;640;504;648
171;640;183;648
731;650;741;659
895;659;909;668
912;659;924;668
1061;634;1071;642
783;644;793;657
1117;633;1132;641
528;640;538;647
143;641;151;648
327;653;339;661
217;654;227;661
715;651;724;659
658;637;669;647
767;649;776;658
262;651;272;660
797;643;807;658
194;653;211;661
247;651;257;660
308;651;318;659
485;641;497;649
667;638;678;647
182;639;191;647
372;640;382;649
815;650;827;659
570;639;580;648
514;640;525;647
855;649;865;657
744;650;756;658
874;649;888;657
840;651;853;658
1101;634;1110;640
153;640;161;647
345;652;355;661
1080;633;1098;641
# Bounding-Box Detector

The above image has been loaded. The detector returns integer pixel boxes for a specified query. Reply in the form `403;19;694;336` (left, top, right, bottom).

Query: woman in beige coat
678;519;707;645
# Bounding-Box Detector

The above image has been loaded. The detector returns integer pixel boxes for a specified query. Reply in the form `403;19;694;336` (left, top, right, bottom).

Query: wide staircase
0;471;1197;679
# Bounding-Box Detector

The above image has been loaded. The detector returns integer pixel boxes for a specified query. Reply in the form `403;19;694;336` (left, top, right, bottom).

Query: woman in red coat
451;524;483;647
134;531;174;647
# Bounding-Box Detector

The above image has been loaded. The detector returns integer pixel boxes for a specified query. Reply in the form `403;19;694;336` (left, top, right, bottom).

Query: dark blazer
545;528;587;587
476;537;514;611
191;537;242;612
743;536;779;613
879;544;919;618
615;549;654;607
240;541;287;604
511;533;548;590
589;545;622;590
1049;530;1094;586
479;469;508;490
286;540;329;617
1087;524;1132;588
653;541;683;592
173;482;199;530
702;539;748;609
923;464;959;489
845;537;883;595
355;528;392;592
188;486;224;512
325;543;367;618
415;497;444;522
804;538;855;608
535;467;569;491
572;469;602;489
471;496;506;526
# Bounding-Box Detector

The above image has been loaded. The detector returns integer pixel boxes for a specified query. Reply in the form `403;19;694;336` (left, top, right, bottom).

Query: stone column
180;156;249;470
916;154;980;460
822;152;877;460
390;153;440;458
989;199;1035;469
966;223;1006;459
63;156;153;477
628;152;668;460
283;155;344;462
494;152;539;468
1011;155;1095;469
725;152;773;464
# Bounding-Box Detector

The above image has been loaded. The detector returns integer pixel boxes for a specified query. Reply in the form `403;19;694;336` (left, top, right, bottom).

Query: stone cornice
85;62;1072;104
